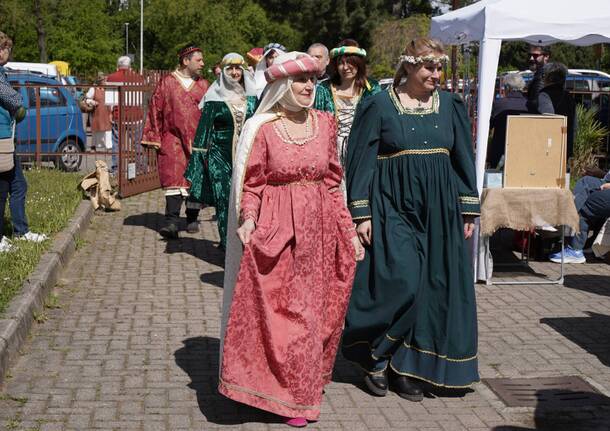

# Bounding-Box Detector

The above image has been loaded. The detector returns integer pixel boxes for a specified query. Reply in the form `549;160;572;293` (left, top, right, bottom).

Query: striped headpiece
330;46;367;59
178;45;202;59
264;55;319;83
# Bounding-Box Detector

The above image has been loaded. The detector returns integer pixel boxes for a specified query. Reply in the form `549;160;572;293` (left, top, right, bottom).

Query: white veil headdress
253;43;287;97
199;53;256;108
219;51;317;370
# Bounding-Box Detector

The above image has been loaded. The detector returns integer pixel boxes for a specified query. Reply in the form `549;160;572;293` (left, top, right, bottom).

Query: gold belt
267;179;323;186
377;148;450;160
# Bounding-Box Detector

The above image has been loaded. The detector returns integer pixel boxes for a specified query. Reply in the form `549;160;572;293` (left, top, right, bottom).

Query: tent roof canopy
430;0;610;46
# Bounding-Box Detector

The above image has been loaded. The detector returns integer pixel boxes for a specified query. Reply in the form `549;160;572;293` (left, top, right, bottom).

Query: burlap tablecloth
480;188;579;236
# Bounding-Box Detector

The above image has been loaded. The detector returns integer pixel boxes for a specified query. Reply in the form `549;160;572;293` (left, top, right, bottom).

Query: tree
0;0;302;79
131;0;301;78
0;0;121;77
255;0;386;49
368;14;430;78
33;0;48;62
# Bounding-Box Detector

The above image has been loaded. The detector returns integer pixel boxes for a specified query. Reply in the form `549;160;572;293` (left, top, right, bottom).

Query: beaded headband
178;46;202;59
330;46;367;59
399;54;449;65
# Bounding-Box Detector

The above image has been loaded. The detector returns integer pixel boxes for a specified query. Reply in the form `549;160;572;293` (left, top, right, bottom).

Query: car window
598;79;610;90
26;82;67;107
566;78;590;91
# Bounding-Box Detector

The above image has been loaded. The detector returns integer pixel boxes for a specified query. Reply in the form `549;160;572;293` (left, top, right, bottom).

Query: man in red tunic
142;44;210;238
105;56;145;173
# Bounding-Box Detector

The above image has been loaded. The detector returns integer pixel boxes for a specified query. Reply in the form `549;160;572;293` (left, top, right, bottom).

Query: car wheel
56;139;82;172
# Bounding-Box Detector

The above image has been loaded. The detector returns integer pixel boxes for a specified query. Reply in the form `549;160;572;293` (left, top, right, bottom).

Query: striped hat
330;46;367;59
264;55;319;83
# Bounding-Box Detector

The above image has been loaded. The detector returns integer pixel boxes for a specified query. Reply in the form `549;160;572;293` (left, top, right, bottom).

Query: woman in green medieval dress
314;39;380;196
185;53;257;249
342;38;480;401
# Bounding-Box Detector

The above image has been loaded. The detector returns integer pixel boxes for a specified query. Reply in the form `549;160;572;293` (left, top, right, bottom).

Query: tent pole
450;0;460;92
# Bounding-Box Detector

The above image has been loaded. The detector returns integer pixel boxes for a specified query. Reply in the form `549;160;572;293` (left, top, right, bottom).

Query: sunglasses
528;53;545;59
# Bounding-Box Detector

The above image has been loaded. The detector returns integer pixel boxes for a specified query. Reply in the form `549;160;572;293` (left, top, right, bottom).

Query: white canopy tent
430;0;610;194
430;0;610;281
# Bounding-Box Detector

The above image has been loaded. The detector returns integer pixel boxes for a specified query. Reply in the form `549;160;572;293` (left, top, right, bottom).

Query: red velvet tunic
142;72;209;189
219;111;356;420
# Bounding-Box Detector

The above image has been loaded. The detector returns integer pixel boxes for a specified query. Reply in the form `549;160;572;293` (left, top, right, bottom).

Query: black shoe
186;221;200;234
393;375;424;402
364;371;388;397
159;223;179;239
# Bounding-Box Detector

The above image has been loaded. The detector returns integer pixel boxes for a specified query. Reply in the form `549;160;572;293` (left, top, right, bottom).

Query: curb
0;199;94;386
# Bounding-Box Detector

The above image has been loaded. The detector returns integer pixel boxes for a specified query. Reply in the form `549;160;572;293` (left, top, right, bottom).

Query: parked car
7;71;86;171
499;69;610;93
5;61;59;79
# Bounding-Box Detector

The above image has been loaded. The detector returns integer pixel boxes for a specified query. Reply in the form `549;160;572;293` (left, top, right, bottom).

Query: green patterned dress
185;97;257;248
313;78;381;115
342;88;481;388
314;79;381;197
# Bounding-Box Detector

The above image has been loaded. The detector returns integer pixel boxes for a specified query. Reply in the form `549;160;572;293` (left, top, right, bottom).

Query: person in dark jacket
529;62;577;158
525;45;550;112
488;73;528;168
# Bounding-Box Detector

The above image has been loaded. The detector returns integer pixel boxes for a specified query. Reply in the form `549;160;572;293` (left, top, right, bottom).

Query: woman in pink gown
219;52;364;427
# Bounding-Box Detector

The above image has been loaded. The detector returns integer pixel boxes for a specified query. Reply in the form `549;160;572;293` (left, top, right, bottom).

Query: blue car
7;71;86;171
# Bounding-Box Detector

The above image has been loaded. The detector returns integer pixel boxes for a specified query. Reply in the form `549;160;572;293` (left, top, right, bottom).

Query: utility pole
140;0;144;73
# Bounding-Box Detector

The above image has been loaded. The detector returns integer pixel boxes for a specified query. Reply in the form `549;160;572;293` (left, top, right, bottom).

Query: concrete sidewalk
1;189;610;430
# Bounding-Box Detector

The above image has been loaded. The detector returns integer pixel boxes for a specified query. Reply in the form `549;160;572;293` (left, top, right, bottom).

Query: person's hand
356;219;372;246
601;183;610;191
237;219;256;245
351;236;365;261
463;215;476;240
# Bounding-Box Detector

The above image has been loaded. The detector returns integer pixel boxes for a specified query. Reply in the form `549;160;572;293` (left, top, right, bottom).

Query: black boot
364;370;388;397
159;223;178;239
185;207;200;233
161;195;181;239
393;375;424;402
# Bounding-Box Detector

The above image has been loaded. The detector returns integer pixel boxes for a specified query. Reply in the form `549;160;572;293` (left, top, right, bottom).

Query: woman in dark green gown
342;38;480;399
185;53;257;249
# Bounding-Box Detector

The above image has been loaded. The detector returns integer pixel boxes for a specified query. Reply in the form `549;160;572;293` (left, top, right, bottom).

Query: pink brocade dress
219;110;357;420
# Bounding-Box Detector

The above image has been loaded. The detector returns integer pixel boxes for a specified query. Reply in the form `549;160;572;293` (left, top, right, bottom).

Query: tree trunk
33;0;48;62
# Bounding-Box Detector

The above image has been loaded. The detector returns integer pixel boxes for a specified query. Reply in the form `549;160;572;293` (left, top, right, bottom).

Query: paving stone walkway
1;190;610;430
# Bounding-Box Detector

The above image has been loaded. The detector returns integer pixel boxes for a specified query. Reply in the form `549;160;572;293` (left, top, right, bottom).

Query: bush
572;104;609;178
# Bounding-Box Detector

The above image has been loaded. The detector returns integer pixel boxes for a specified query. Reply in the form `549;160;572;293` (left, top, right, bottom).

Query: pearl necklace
277;111;312;146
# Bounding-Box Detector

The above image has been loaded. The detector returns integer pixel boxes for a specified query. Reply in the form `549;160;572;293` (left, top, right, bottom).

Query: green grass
0;169;83;315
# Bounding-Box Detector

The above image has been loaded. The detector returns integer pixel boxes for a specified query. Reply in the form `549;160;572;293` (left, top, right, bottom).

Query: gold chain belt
377;148;450;160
